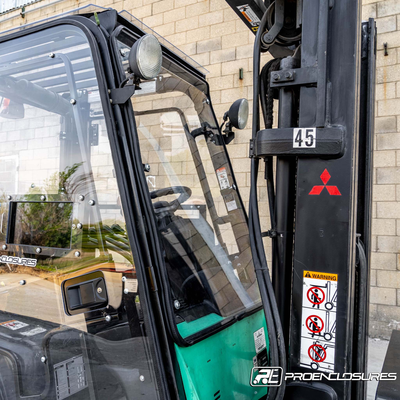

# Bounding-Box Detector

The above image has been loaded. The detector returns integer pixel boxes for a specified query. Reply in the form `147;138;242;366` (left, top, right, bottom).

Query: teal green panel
175;310;269;400
177;313;224;338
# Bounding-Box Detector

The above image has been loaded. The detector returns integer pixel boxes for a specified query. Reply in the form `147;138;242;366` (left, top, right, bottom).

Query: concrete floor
367;337;390;400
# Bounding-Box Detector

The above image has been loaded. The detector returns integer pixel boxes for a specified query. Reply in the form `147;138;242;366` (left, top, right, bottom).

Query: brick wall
0;0;399;338
362;0;400;338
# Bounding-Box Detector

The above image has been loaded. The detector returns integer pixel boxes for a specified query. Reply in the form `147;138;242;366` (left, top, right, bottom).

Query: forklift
0;0;387;399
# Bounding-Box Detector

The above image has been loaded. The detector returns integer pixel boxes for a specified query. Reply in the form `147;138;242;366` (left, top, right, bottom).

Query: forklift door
0;22;162;400
112;25;269;399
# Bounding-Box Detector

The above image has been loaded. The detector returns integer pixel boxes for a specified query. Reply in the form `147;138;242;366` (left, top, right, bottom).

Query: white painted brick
375;116;397;133
377;0;400;17
372;218;396;235
371;251;397;270
377;201;400;218
374;150;396;167
371;286;397;305
376;15;397;33
377;270;400;288
197;38;221;54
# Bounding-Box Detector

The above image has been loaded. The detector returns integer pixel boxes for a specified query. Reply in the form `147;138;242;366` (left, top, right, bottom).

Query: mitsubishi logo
309;169;341;196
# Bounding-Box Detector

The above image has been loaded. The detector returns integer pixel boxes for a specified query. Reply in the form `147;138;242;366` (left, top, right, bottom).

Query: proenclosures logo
250;367;397;387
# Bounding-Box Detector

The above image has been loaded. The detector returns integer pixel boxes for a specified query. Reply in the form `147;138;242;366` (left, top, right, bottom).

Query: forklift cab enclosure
0;6;268;400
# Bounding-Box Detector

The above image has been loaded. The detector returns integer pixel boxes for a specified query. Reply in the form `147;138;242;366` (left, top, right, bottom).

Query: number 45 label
293;128;316;148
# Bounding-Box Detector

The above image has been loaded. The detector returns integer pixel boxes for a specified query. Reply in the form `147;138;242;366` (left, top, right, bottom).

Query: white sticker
20;327;46;336
237;4;261;27
226;199;238;212
300;271;338;372
0;320;28;330
254;327;266;353
293;128;316;148
216;167;230;190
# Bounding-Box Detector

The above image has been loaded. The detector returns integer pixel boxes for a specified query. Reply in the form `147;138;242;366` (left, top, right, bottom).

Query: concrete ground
367;337;390;400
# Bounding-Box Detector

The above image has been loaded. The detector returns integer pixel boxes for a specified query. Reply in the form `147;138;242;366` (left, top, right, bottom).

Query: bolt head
36;248;42;254
40;195;46;201
124;288;129;295
78;195;85;201
105;315;111;322
139;375;145;382
7;195;12;201
97;287;103;294
74;251;81;258
31;184;35;188
2;245;7;250
285;71;293;79
174;300;180;310
144;164;151;172
88;199;95;206
122;276;127;282
40;356;47;363
77;223;82;229
70;99;76;105
49;53;55;58
19;280;26;285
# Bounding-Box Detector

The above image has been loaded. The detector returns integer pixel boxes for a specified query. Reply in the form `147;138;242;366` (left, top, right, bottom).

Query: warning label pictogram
306;315;324;335
307;287;325;306
308;344;326;363
300;270;338;372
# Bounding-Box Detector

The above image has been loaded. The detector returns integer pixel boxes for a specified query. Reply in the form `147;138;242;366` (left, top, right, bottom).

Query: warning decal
300;270;338;372
0;320;29;330
254;327;266;353
216;167;230;190
237;4;261;30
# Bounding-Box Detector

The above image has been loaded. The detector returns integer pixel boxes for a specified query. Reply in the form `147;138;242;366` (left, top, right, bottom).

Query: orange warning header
303;270;338;281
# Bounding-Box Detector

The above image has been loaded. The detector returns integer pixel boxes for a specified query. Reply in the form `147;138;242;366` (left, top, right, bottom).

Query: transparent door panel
115;24;262;337
0;25;159;399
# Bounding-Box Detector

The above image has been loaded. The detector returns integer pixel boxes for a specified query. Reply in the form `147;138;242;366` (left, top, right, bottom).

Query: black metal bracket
110;85;136;104
251;126;344;158
262;0;284;45
270;67;318;88
261;229;278;238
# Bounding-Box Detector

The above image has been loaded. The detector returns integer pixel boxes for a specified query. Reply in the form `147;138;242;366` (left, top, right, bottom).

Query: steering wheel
150;186;192;214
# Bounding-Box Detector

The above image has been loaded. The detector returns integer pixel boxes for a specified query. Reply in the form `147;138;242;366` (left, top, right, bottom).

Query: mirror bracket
222;122;235;145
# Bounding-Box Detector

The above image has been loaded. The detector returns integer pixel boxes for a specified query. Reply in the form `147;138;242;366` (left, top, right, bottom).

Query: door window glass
117;32;261;338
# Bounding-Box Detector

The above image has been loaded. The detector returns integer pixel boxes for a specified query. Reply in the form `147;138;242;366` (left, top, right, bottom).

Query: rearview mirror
221;98;249;145
225;98;249;130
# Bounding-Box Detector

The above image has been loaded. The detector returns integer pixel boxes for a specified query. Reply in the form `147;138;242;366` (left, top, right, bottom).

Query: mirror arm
222;121;235;145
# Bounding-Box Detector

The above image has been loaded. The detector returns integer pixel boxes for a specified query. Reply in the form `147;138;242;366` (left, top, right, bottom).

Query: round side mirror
128;34;162;81
228;98;249;130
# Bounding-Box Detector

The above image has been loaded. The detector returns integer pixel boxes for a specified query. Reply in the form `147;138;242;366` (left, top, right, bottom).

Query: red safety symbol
308;344;327;363
309;169;341;196
307;287;325;305
306;315;324;334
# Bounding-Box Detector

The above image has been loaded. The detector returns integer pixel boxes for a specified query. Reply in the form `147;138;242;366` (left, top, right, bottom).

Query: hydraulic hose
249;9;286;400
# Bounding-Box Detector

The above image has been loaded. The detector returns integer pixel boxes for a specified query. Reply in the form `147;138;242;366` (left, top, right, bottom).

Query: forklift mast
225;0;376;399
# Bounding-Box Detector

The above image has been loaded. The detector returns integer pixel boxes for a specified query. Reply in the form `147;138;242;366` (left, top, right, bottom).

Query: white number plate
293;128;316;148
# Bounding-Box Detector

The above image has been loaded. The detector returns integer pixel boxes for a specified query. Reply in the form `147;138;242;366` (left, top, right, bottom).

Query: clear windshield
117;31;261;338
0;25;159;399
